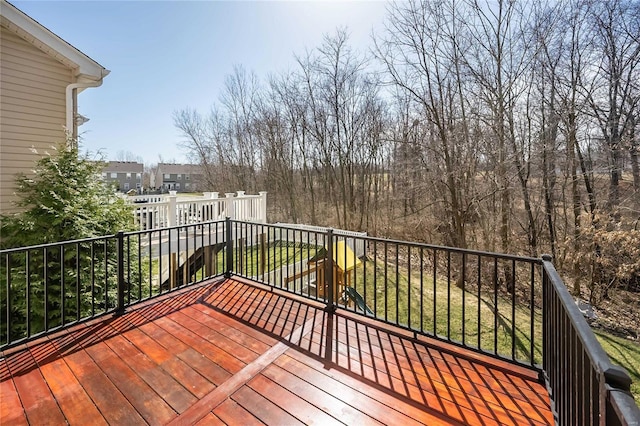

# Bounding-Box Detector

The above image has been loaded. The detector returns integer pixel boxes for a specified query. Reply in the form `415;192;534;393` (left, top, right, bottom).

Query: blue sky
13;1;389;165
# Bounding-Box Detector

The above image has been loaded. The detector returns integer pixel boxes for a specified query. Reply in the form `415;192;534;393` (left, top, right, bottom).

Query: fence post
225;217;233;278
326;229;336;312
168;191;177;227
259;191;268;223
236;191;245;220
116;232;125;315
225;193;236;220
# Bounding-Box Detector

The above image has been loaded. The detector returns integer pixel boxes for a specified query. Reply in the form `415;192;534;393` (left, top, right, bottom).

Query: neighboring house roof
103;161;144;173
157;163;203;175
0;0;109;82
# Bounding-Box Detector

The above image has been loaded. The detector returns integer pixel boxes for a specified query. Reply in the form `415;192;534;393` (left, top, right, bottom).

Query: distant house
0;0;109;213
102;161;144;193
154;163;203;192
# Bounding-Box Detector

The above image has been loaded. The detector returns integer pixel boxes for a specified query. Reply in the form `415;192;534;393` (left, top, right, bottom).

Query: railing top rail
128;193;262;202
251;221;540;263
274;223;368;237
607;386;640;425
123;219;226;237
542;256;632;389
361;235;541;263
231;194;262;199
0;234;117;254
134;200;169;206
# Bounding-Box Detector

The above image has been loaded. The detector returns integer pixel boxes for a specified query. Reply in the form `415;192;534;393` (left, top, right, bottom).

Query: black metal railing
1;218;638;424
227;220;544;366
1;220;226;348
541;256;639;426
225;220;638;425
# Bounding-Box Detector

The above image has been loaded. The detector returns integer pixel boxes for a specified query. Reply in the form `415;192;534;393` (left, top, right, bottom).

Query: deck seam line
168;310;321;425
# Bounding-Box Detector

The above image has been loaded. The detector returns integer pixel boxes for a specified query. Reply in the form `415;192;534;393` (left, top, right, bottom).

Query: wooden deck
1;278;554;425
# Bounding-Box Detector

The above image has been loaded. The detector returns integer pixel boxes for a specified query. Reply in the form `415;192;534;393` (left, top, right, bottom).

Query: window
126;173;131;179
110;172;117;178
164;174;170;179
124;183;130;190
102;172;107;178
185;183;191;189
136;183;141;189
185;174;190;180
177;174;182;179
136;173;142;179
176;183;181;190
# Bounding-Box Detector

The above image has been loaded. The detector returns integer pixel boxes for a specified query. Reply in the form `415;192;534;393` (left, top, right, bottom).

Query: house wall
101;162;144;193
159;173;200;192
102;172;143;192
155;164;203;192
0;26;73;213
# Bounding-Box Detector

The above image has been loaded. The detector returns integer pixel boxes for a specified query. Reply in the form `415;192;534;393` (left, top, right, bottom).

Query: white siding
0;26;73;213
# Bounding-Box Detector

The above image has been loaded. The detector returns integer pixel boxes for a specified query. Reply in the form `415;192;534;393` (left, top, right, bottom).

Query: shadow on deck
0;278;553;425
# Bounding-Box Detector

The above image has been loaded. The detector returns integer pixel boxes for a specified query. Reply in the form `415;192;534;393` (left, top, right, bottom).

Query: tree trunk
568;111;582;296
608;142;621;212
629;122;640;194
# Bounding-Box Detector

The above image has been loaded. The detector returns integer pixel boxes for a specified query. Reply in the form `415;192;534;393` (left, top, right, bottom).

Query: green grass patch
594;329;640;405
347;258;543;364
226;243;542;364
228;241;322;277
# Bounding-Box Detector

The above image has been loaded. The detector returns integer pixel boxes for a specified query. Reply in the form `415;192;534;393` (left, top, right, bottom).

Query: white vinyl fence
274;223;367;257
128;191;267;230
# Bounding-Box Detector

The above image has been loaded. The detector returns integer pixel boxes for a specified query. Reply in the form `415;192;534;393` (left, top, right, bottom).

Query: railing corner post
325;229;336;313
225;217;233;278
116;231;125;315
541;254;552;371
604;365;632;392
225;193;236;220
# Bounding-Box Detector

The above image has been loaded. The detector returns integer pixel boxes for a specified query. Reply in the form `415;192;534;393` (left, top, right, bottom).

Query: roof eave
1;0;109;81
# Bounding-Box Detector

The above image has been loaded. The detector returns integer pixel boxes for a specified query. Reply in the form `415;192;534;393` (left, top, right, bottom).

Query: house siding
102;162;144;192
0;26;73;213
155;163;204;192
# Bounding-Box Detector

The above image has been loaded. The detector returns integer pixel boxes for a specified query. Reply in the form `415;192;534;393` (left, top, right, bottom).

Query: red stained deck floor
1;278;554;425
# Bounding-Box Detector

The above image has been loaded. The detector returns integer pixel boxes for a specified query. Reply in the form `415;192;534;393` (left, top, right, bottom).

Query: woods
174;0;640;304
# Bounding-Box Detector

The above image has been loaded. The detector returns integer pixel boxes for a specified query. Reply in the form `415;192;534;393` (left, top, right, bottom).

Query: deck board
38;356;107;425
212;398;264;426
64;349;147;424
232;385;305;425
1;277;553;425
84;340;177;425
116;324;218;399
194;412;226;426
0;367;27;425
103;333;197;413
248;371;345;426
280;350;466;425
12;364;66;425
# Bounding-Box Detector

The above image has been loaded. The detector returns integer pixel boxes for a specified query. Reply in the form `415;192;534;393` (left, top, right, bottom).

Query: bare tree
114;150;143;163
375;0;483;249
583;0;640;211
220;65;262;192
296;29;384;229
